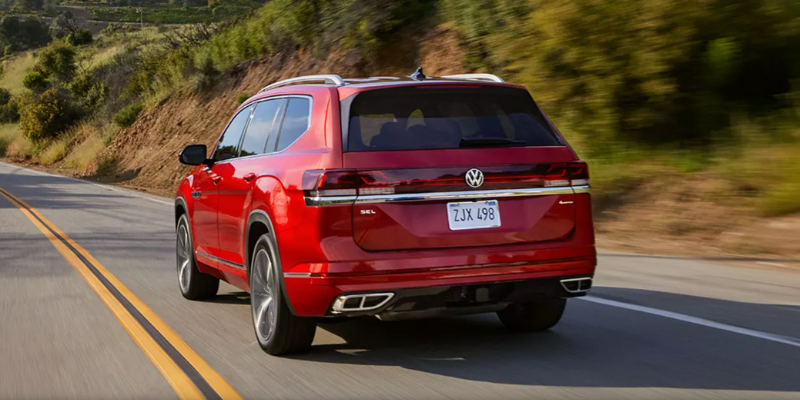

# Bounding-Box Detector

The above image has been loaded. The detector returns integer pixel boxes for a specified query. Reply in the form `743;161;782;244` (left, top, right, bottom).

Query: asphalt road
1;161;800;400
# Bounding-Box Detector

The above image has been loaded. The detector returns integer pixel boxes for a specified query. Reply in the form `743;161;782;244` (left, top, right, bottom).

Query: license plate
447;200;501;231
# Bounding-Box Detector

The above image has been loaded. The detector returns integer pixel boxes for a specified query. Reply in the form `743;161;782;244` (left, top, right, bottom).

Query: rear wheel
250;234;316;355
176;214;219;300
498;298;566;332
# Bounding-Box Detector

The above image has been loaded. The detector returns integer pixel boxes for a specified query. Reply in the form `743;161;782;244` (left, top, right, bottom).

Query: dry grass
0;123;20;156
0;52;37;95
63;124;105;173
39;137;71;164
0;124;31;159
5;136;32;160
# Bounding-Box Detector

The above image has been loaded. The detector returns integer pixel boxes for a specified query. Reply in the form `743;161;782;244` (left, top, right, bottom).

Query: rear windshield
345;86;560;152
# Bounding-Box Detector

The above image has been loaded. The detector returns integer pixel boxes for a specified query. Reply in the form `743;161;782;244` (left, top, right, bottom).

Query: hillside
2;0;799;259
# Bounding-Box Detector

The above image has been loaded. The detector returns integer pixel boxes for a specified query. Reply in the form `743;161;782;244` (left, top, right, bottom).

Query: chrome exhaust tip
560;277;593;293
331;293;394;314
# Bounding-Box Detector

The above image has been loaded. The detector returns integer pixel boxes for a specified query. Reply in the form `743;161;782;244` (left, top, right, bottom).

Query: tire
498;298;567;332
250;234;316;355
176;214;219;300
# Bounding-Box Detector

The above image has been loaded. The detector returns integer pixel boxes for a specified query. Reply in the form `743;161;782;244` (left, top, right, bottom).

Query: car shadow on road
291;288;800;392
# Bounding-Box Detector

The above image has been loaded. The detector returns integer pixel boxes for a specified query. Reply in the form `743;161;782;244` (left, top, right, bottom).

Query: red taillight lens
544;162;589;187
304;163;589;198
302;170;361;197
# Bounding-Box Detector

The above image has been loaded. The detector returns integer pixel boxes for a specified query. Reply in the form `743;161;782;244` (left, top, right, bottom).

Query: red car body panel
176;79;596;317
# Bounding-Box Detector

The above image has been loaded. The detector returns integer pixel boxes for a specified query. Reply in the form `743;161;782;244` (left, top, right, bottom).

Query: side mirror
179;144;210;166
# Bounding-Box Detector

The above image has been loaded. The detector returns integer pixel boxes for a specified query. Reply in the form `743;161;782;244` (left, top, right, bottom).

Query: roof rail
442;73;505;83
259;74;345;93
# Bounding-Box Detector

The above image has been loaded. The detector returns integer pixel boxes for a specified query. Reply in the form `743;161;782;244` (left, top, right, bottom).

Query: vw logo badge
465;168;485;188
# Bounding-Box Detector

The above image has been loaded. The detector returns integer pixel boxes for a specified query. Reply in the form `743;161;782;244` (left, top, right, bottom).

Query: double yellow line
0;186;243;400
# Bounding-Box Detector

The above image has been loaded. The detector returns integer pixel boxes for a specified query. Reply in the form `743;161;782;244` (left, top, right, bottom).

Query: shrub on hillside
37;40;77;81
113;103;143;127
0;16;51;51
0;88;10;106
0;89;19;123
0;98;20;123
23;71;50;92
237;92;250;104
66;29;93;46
19;88;82;143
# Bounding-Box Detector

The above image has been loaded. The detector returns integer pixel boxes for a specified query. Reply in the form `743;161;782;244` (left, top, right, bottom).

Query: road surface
1;161;799;400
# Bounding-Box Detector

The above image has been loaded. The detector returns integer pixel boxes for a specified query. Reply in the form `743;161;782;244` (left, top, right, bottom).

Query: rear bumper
283;254;596;316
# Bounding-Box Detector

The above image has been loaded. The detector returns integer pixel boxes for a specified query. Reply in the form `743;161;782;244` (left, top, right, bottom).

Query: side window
274;98;311;152
239;99;282;157
213;105;253;162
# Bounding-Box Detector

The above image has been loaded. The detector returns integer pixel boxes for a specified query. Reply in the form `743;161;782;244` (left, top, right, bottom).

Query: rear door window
345;87;560;152
213;105;253;161
239;99;283;157
273;97;311;152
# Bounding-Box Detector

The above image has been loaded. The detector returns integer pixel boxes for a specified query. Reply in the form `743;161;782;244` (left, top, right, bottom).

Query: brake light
302;170;361;197
544;161;589;187
303;163;589;198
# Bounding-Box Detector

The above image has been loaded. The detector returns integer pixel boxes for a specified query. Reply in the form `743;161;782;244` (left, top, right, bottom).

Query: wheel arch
246;209;297;315
175;196;188;226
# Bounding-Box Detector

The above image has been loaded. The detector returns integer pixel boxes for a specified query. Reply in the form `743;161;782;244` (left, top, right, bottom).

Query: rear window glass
346;87;560;152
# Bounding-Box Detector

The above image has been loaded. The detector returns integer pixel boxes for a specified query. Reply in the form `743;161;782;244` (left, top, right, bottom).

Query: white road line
756;261;786;268
580;296;800;349
0;161;173;206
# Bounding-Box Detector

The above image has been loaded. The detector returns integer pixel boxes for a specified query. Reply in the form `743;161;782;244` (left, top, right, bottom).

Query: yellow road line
0;187;243;400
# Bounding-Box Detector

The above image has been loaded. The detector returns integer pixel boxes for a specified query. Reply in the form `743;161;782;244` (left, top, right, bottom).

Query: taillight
303;162;589;199
302;170;361;197
544;161;589;187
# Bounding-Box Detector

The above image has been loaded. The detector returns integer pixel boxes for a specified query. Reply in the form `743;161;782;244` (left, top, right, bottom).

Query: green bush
23;71;49;92
66;29;94;46
237;92;250;104
0;88;10;105
0;16;51;51
37;40;77;81
19;88;82;143
0;97;19;123
113;103;143;127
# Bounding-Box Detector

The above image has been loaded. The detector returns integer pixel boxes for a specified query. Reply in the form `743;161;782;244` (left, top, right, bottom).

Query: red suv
175;70;595;355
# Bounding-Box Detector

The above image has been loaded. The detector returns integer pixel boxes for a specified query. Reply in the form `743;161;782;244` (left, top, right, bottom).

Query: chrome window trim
195;251;245;269
304;186;586;207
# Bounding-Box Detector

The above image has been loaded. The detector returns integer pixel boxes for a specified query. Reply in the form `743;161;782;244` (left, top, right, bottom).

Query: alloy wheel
176;222;191;292
251;248;277;343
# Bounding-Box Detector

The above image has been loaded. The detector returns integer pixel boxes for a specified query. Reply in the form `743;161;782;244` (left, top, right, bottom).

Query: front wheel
176;214;219;300
250;234;316;355
498;298;567;332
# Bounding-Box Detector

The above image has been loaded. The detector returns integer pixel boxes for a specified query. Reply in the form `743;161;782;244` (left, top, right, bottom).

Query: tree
19;88;81;143
37;40;77;81
0;16;51;51
66;29;93;46
15;0;43;11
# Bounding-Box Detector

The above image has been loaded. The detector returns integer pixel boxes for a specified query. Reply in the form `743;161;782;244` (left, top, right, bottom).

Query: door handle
212;176;222;184
244;173;256;182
